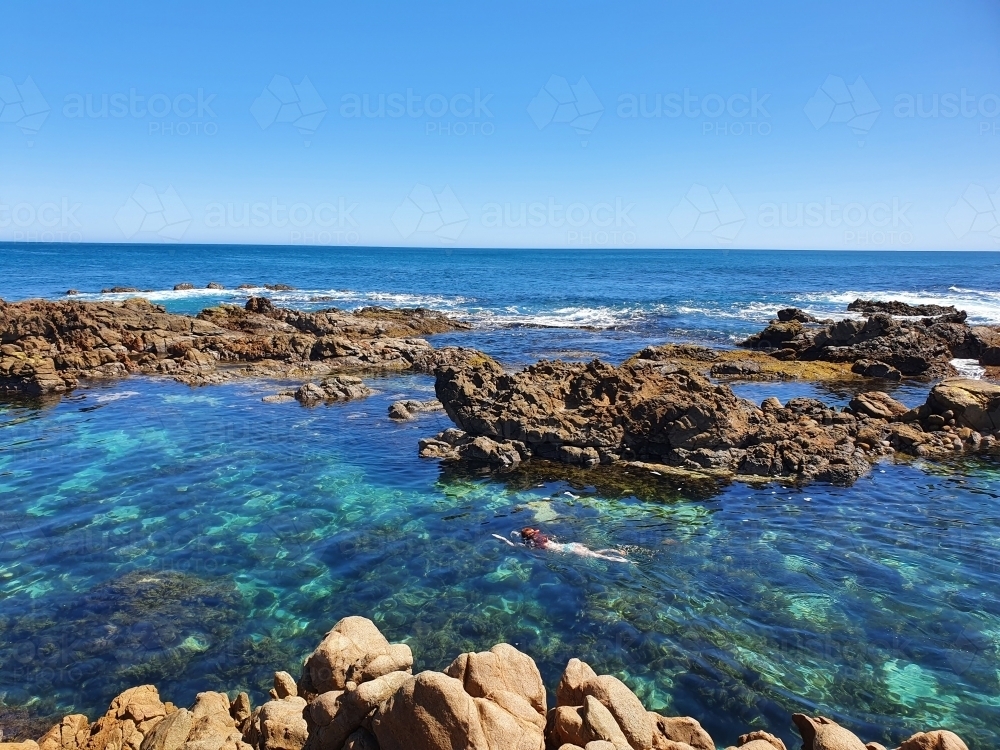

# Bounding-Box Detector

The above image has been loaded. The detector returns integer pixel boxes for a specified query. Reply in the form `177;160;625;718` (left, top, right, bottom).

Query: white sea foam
951;359;986;379
93;390;140;403
467;306;647;329
794;289;1000;324
75;287;475;310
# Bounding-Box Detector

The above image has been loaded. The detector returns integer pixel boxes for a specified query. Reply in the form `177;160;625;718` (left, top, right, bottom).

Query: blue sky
1;0;999;249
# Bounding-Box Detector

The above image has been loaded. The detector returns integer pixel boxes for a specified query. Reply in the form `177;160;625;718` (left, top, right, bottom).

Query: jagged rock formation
18;616;969;750
846;299;959;317
0;298;468;396
423;352;1000;483
741;302;1000;381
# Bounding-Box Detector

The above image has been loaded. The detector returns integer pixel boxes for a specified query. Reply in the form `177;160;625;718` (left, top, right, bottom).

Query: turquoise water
2;247;1000;748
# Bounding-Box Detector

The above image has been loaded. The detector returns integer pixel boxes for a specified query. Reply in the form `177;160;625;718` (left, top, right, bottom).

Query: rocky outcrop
741;312;966;378
300;617;413;696
295;378;372;405
21;617;971;750
387;399;442;420
430;355;881;483
0;298;467;396
424;352;1000;485
846;299;959;317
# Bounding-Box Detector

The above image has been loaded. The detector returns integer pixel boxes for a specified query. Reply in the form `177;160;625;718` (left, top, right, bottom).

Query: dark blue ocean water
2;246;1000;749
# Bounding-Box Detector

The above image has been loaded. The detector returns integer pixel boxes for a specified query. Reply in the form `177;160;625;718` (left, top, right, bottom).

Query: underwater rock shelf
3;616;970;750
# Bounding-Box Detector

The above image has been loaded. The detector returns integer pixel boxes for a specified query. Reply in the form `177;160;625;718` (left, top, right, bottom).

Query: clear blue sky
1;0;999;250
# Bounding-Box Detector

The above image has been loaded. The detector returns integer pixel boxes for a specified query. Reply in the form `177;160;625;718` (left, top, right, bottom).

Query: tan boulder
372;670;544;750
272;673;298;700
649;713;714;750
38;715;90;750
308;671;411;750
301;617;412;694
791;715;866;750
897;731;969;750
556;659;598;708
444;644;547;717
584;743;621;750
138;710;192;750
583;676;653;750
372;671;489;749
728;743;784;750
927;379;1000;432
736;731;786;750
849;392;908;420
2;742;40;750
256;698;307;750
87;685;168;750
229;695;251;729
581;697;631;748
186;691;252;750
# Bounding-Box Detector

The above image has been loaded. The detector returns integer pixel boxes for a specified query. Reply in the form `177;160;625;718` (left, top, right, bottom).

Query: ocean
1;245;1000;749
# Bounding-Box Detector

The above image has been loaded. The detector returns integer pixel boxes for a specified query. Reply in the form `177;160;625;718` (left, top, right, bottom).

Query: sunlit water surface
1;247;1000;748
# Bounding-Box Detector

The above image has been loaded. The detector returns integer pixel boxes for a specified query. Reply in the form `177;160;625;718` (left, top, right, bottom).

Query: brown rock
273;672;298;699
556;659;598;708
186;691;251;750
926;379;1000;432
849;392;908;420
791;715;866;750
371;671;488;749
38;715;90;750
896;731;969;750
1;742;40;750
87;685;167;750
649;713;714;750
444;643;547;718
302;617;411;695
736;730;785;750
257;698;308;750
137;709;191;750
309;672;411;750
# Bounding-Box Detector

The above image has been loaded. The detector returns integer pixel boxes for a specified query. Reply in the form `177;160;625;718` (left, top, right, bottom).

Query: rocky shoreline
0;297;471;397
3;615;969;750
419;306;1000;486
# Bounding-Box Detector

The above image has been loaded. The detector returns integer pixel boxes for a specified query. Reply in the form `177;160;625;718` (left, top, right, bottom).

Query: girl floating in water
493;527;629;563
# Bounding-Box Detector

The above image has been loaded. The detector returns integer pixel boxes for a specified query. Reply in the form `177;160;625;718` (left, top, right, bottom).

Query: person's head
520;527;539;541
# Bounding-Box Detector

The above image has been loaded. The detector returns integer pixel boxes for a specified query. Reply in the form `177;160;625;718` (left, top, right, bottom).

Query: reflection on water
1;375;999;749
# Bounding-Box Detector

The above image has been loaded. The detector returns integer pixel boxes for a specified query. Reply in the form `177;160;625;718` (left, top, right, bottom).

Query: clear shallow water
2;247;1000;749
